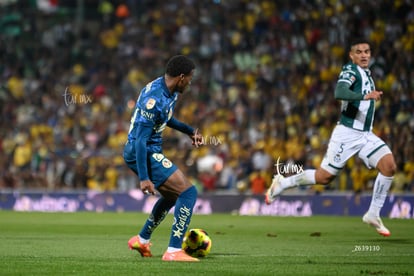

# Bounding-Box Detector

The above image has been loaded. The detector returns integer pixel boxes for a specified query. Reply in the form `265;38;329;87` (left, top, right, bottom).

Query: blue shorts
123;141;178;188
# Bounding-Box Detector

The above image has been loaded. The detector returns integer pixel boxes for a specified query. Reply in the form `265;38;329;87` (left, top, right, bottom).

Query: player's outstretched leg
363;173;393;237
128;197;175;257
128;236;153;257
362;212;390;237
162;185;199;262
162;250;199;262
265;174;285;205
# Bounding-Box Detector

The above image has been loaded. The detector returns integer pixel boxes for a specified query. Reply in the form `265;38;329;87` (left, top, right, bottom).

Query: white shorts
320;124;391;175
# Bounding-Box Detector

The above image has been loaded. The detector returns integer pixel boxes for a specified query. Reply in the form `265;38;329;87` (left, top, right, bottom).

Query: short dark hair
349;38;370;51
165;55;195;77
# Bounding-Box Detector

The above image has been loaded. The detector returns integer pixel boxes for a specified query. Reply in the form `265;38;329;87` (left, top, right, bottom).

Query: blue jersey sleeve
134;123;153;181
167;117;195;135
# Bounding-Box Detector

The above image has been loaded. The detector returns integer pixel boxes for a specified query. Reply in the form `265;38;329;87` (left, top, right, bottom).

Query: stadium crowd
1;0;413;194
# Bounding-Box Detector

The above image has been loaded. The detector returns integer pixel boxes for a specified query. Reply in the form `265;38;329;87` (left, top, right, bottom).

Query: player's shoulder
341;62;358;72
139;77;167;107
142;77;164;96
338;62;360;83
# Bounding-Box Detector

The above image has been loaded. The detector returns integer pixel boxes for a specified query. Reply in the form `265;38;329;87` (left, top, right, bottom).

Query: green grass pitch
0;211;413;275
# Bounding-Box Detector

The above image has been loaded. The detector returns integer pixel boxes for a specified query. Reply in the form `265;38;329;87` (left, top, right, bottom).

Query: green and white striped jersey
337;63;375;131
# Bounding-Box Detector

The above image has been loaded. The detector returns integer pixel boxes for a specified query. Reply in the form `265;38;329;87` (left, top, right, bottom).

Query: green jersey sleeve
334;82;365;101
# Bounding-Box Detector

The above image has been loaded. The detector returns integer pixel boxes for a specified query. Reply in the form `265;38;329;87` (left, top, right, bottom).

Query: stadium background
0;0;413;200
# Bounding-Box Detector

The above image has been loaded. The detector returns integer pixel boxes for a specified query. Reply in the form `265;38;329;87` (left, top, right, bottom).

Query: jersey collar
161;76;176;98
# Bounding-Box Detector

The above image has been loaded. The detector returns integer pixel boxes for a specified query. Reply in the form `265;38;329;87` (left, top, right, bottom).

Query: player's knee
380;161;397;177
319;176;335;185
181;185;197;199
377;155;397;177
178;185;197;210
315;169;335;185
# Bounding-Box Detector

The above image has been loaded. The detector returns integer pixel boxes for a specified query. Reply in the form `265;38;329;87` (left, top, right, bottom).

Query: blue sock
169;185;197;248
139;197;175;240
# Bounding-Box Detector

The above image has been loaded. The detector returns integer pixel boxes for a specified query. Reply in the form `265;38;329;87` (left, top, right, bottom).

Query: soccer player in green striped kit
266;38;396;237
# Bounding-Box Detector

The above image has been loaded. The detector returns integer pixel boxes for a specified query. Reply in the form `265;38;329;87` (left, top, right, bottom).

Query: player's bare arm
364;90;383;101
140;179;156;195
190;129;203;147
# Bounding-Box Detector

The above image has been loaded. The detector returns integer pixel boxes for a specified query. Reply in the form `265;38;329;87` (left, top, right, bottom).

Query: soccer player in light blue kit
124;55;202;261
266;39;397;237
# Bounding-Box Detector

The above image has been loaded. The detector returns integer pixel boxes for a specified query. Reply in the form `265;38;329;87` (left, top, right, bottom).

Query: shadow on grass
363;238;413;244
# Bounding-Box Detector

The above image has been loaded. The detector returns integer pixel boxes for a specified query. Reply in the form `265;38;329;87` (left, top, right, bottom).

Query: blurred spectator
249;171;268;195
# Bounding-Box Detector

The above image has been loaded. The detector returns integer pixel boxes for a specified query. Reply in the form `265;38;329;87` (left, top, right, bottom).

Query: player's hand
140;179;156;195
364;90;383;101
190;129;204;148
